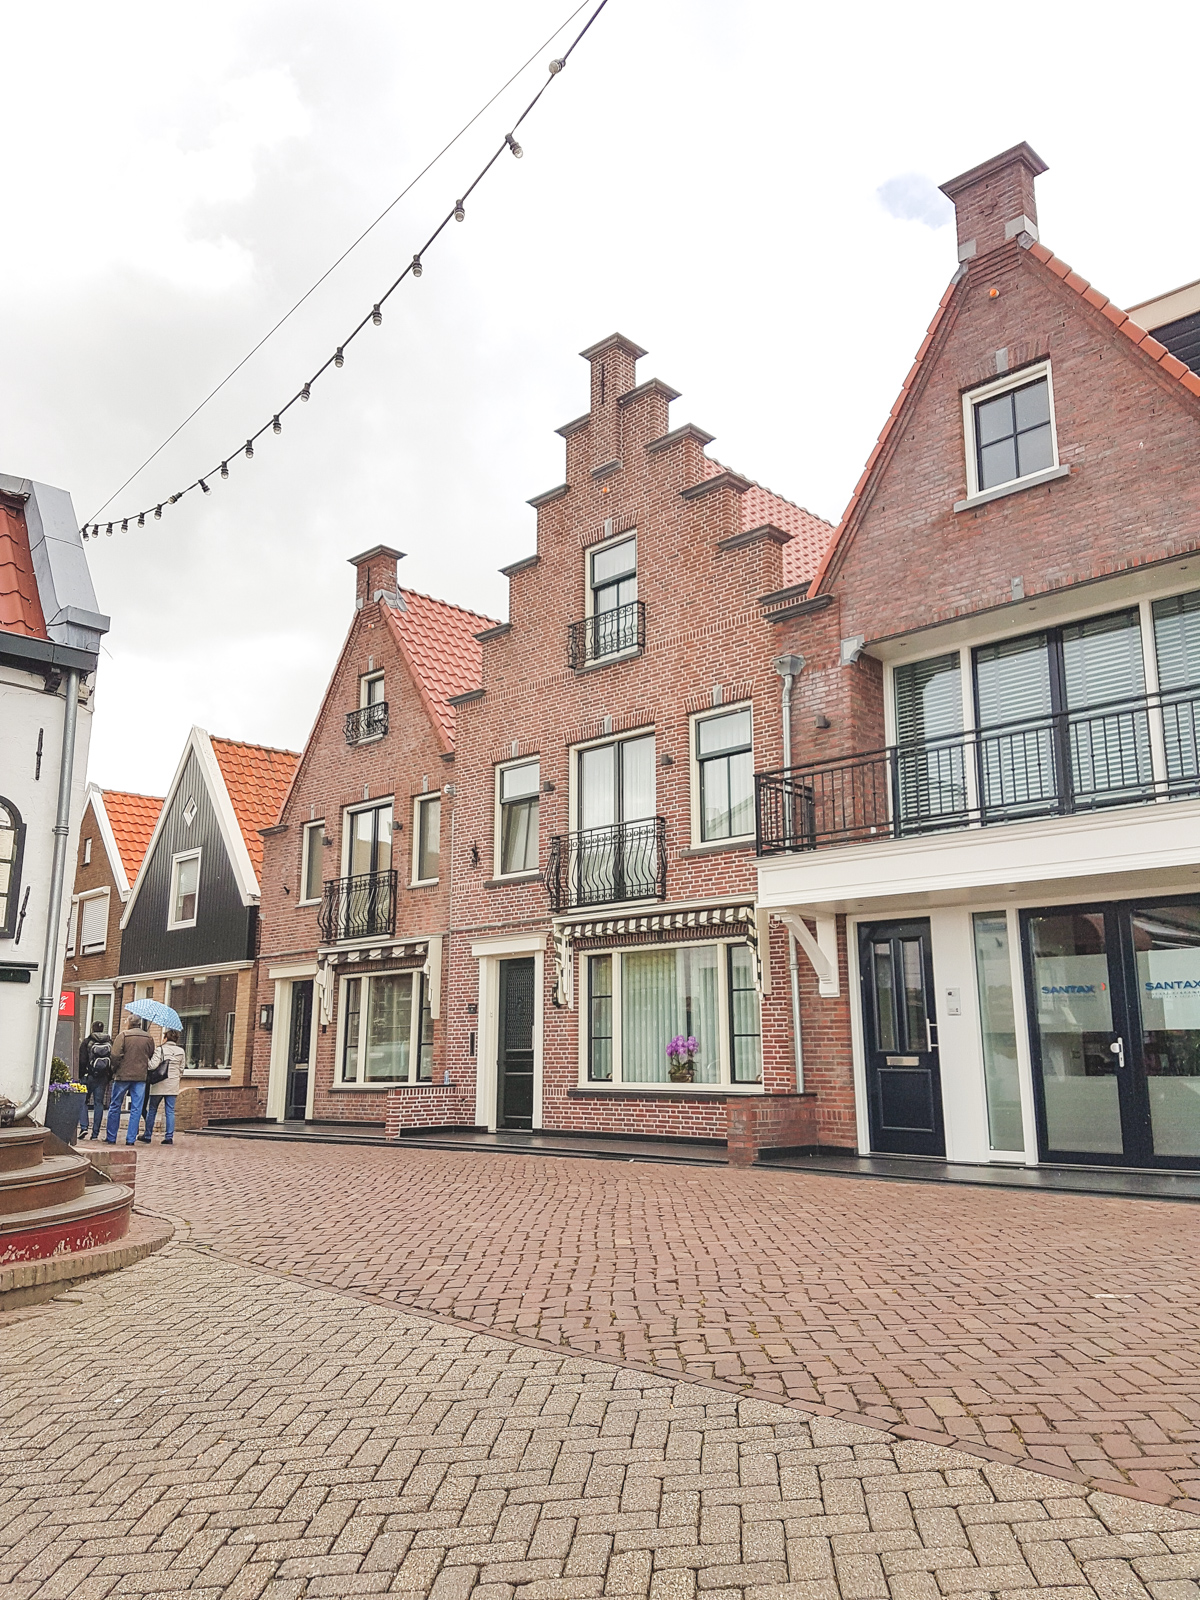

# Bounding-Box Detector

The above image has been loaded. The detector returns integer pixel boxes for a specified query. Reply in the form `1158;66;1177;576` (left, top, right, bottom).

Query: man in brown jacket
106;1016;156;1145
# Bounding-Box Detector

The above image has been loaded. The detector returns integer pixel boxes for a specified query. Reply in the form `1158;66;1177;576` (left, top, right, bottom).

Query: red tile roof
210;737;301;876
705;459;837;587
382;589;499;749
101;790;163;883
0;501;47;640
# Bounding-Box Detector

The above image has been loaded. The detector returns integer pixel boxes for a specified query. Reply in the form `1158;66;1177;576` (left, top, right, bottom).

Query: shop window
166;972;239;1071
339;970;432;1084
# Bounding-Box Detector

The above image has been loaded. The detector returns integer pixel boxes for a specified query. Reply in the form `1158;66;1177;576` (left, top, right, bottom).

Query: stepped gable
382;588;499;748
209;738;300;877
703;456;835;586
0;498;48;640
101;791;163;884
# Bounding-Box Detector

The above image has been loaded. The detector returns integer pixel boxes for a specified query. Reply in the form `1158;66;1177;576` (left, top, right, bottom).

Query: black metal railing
317;870;397;941
756;683;1200;855
567;601;645;669
345;702;389;744
545;817;667;911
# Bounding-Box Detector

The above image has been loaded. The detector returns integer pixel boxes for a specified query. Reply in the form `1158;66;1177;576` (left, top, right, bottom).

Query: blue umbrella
124;998;183;1031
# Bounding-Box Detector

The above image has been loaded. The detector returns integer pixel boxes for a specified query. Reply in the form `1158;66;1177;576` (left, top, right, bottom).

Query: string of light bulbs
81;0;609;541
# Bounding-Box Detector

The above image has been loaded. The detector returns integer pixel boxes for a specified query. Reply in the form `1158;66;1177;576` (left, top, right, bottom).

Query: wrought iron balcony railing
545;817;667;911
756;683;1200;856
345;702;389;744
567;601;645;669
317;870;397;941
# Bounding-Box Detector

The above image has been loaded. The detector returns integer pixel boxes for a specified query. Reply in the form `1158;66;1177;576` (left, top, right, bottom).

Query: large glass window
166;972;239;1071
575;734;658;904
415;795;440;882
499;761;540;875
169;851;200;927
339;970;431;1084
585;943;761;1087
349;802;392;878
590;535;638;657
974;375;1054;492
1133;903;1200;1160
696;709;753;841
972;913;1024;1151
1028;910;1122;1154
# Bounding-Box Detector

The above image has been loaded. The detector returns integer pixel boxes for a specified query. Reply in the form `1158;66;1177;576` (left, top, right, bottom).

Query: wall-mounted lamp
542;780;556;793
469;842;480;867
659;753;674;767
815;714;831;730
259;1004;274;1030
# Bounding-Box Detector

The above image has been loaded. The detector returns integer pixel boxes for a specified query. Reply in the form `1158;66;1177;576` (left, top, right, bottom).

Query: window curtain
621;946;718;1083
365;974;411;1080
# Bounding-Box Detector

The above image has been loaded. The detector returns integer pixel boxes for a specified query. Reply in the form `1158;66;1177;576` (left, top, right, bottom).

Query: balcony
756;684;1200;855
545;818;667;911
345;702;388;744
317;870;397;942
567;601;645;670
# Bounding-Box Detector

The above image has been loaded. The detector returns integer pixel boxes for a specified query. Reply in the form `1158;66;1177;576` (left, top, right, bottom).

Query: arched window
0;797;26;940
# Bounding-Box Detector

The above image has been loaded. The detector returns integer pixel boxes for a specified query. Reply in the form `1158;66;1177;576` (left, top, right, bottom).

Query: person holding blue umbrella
107;999;183;1144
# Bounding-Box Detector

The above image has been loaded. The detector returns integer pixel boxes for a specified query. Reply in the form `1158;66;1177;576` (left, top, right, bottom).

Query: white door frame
265;963;318;1122
471;934;545;1133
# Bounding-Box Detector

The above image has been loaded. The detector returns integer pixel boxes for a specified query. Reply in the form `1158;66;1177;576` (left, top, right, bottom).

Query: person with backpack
78;1017;113;1140
141;1028;184;1145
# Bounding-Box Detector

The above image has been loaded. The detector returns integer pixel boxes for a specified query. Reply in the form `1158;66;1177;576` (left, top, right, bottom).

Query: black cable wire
83;0;607;534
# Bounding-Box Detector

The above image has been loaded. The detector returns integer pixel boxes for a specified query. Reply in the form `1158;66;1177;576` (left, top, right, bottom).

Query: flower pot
668;1062;695;1084
44;1090;85;1146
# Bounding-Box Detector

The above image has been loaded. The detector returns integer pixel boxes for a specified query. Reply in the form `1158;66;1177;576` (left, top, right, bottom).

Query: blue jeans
106;1081;146;1144
83;1082;108;1137
143;1096;175;1141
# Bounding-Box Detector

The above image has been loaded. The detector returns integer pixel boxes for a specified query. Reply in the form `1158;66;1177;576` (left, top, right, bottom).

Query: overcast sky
5;1;1199;797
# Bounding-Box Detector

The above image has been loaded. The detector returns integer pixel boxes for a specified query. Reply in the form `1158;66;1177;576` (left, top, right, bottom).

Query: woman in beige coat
142;1028;185;1145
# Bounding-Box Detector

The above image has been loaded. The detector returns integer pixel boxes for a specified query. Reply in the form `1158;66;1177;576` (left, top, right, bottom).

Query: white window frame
961;361;1059;504
578;937;763;1091
412;793;441;886
493;757;541;879
584;530;638;621
66;897;79;956
82;986;115;1035
360;670;385;708
567;727;656;834
167;849;202;931
689;702;754;848
340;797;394;878
164;973;236;1078
336;968;432;1087
77;887;111;955
300;820;326;905
83;836;92;866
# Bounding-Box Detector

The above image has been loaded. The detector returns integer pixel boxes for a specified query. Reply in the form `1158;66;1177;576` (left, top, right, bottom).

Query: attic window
960;363;1060;506
183;797;197;828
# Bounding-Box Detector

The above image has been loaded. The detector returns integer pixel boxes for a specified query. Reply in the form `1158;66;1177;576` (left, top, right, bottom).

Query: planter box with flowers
666;1035;699;1084
45;1057;86;1146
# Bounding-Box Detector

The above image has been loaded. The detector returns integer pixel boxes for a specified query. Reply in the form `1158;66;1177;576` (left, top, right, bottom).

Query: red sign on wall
58;991;75;1018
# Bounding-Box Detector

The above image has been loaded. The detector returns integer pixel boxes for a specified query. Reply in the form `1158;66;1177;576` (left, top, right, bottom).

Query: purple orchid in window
666;1034;698;1082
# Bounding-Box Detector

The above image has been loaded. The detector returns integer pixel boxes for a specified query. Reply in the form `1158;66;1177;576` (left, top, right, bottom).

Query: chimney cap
940;141;1048;202
348;544;405;568
579;332;648;363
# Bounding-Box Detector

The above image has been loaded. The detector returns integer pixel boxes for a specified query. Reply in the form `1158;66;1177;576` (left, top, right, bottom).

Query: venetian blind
893;654;962;747
1061;609;1145;709
975;633;1052;728
1153;589;1200;692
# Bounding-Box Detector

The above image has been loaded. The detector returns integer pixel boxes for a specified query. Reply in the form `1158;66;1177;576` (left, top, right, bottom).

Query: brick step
0;1151;91;1216
0;1183;133;1266
0;1126;49;1174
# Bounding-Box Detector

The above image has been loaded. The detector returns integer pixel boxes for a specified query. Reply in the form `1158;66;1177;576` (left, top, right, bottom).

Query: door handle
926;1017;938;1053
1109;1037;1126;1070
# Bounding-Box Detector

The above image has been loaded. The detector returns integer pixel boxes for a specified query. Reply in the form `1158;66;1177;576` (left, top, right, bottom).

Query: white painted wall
0;663;93;1111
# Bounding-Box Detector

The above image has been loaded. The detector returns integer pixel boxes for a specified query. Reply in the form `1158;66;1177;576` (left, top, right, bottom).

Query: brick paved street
5;1241;1200;1599
132;1141;1200;1509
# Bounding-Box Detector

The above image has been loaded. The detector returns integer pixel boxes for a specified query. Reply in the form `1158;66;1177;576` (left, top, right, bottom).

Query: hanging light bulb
81;527;88;541
169;493;179;504
372;304;383;325
200;479;211;495
121;518;128;532
138;512;145;527
245;439;254;458
220;461;229;479
411;256;422;278
335;347;345;368
272;416;281;435
454;200;465;222
105;523;113;537
301;382;311;401
506;133;523;158
154;505;162;519
549;57;564;73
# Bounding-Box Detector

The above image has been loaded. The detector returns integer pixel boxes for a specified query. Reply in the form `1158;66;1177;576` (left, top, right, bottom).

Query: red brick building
428;334;838;1153
756;144;1200;1173
251;549;494;1126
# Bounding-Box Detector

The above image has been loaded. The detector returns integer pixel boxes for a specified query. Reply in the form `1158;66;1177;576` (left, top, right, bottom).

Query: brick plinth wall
87;1145;136;1194
725;1092;818;1166
175;1085;262;1131
384;1084;478;1135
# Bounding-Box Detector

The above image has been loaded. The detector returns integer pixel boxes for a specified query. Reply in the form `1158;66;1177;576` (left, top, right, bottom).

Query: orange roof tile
704;458;837;587
382;589;499;749
210;737;300;876
102;790;163;883
0;501;48;640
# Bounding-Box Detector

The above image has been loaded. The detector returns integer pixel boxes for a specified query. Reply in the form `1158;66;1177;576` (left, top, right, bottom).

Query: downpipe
772;653;806;1096
18;668;81;1120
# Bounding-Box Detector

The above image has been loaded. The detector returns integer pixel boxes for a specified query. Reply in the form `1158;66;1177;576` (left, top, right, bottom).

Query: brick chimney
580;333;646;469
349;544;405;609
940;142;1047;263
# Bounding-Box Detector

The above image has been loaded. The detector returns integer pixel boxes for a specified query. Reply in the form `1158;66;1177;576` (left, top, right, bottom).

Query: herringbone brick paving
133;1141;1200;1508
4;1242;1200;1599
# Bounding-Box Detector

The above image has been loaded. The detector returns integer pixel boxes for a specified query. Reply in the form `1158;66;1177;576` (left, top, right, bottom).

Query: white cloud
877;173;954;229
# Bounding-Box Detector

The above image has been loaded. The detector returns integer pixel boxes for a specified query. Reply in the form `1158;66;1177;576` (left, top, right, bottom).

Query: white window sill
332;1081;440;1091
573;646;642;675
182;1070;232;1081
486;870;542;888
571;1082;764;1096
953;462;1069;513
409;878;440;889
298;897;322;908
679;837;756;859
167;922;198;933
